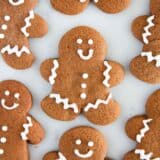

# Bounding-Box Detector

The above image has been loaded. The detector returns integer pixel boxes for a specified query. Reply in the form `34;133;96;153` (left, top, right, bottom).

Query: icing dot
4;16;10;21
2;126;8;132
4;90;10;96
14;93;20;99
0;149;4;155
80;0;86;3
81;83;87;89
88;39;94;45
75;139;82;145
88;141;94;147
82;73;89;79
77;38;83;44
0;34;5;39
80;93;87;99
0;137;6;143
1;24;7;30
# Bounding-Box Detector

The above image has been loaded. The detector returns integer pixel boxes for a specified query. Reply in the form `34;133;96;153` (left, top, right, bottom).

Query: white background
0;0;159;159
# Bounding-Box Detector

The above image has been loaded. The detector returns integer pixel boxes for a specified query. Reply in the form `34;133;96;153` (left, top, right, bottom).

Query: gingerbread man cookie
43;126;108;160
50;0;130;15
40;26;124;125
0;0;48;69
130;0;160;84
0;80;44;160
124;89;160;160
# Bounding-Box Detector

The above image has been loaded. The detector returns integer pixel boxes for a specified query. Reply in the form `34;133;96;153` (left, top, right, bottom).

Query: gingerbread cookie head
124;90;160;160
50;0;130;15
59;26;107;62
0;80;32;114
43;126;107;160
0;0;48;69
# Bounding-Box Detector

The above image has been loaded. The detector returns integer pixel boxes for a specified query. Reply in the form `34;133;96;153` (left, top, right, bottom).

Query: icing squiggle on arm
57;152;67;160
49;60;59;85
136;119;152;143
1;45;30;57
142;15;155;44
103;61;112;88
21;116;33;141
135;149;153;160
84;93;112;112
21;10;35;37
49;93;79;113
141;51;160;67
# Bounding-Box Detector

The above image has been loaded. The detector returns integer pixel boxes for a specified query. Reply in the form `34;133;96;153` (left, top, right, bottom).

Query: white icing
49;59;59;85
49;93;79;113
81;83;87;89
1;99;19;110
0;137;6;143
103;61;112;88
143;15;155;44
80;93;87;99
1;45;30;57
74;149;93;158
4;90;10;96
84;93;112;112
4;16;10;21
77;38;83;44
88;141;94;147
135;149;153;160
77;49;94;60
8;0;24;6
88;39;94;45
0;149;4;155
1;24;7;30
2;126;8;132
82;73;89;79
75;139;82;145
21;116;33;141
79;0;87;3
94;0;99;3
21;10;34;37
56;152;67;160
14;93;20;99
0;34;5;39
136;119;152;143
141;51;160;67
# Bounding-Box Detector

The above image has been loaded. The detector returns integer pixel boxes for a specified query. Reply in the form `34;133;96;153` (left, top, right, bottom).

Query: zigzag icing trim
135;149;153;160
56;152;67;160
103;61;112;88
141;51;160;67
1;45;30;57
49;93;79;113
21;10;35;37
142;15;155;44
136;119;152;143
49;60;59;85
84;93;112;112
21;116;33;141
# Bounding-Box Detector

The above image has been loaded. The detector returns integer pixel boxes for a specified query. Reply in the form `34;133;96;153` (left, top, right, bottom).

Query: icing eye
88;39;94;45
4;90;10;96
77;38;83;45
8;0;24;6
88;141;94;147
75;139;82;145
14;93;20;99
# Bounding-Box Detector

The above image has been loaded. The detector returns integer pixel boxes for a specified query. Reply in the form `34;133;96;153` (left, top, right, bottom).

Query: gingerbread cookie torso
124;89;160;160
40;26;124;125
43;126;108;160
0;0;48;69
130;0;160;84
50;0;130;15
0;80;44;160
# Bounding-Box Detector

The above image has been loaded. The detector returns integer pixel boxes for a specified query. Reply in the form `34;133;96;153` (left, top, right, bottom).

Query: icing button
0;137;6;143
82;73;89;79
80;93;87;99
2;126;8;132
0;149;4;155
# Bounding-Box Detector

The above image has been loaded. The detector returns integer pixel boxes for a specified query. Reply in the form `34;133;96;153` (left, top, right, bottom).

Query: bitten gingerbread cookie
130;0;160;84
124;89;160;160
43;126;107;160
40;26;124;125
0;80;44;160
50;0;130;15
0;0;48;69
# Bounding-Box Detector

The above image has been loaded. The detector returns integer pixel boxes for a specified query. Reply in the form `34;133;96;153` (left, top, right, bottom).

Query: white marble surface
0;0;159;159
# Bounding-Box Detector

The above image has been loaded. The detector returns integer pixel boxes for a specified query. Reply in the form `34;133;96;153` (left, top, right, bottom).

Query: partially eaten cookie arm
27;14;48;38
43;151;60;160
27;115;45;144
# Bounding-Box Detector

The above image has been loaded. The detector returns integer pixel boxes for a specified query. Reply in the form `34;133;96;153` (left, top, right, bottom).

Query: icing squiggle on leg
57;152;67;160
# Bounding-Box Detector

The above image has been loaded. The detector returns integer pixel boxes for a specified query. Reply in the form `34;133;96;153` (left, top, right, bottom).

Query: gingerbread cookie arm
105;60;125;88
43;151;59;160
27;14;48;38
25;115;44;144
125;115;147;141
123;150;139;160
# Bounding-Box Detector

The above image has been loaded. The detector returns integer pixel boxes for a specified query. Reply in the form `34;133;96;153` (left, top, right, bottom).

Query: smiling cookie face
59;26;107;63
59;126;107;160
0;80;32;114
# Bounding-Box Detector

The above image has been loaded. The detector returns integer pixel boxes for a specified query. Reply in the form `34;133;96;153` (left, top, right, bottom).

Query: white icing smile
1;99;19;110
8;0;24;6
77;49;94;60
74;149;93;158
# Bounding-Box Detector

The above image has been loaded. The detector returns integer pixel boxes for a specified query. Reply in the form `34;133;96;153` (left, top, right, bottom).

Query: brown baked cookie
0;80;44;159
130;0;160;84
40;26;124;125
124;89;160;160
43;126;107;160
50;0;130;15
0;0;48;69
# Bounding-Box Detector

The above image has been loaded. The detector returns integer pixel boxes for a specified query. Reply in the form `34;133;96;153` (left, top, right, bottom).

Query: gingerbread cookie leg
43;151;59;160
27;14;48;38
124;150;139;160
83;94;120;125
